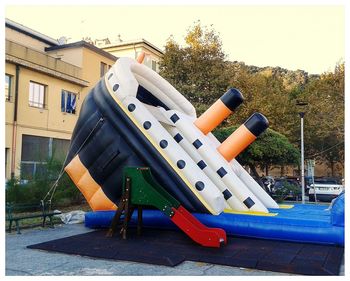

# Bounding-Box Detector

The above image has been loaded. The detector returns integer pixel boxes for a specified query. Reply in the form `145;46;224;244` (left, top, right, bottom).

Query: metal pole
311;161;317;202
300;112;305;204
11;64;20;179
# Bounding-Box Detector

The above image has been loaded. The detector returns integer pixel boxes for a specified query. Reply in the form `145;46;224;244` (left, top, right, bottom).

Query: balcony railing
5;40;83;79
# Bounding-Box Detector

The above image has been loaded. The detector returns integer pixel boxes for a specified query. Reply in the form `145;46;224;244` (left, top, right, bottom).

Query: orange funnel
217;113;269;161
194;88;244;135
136;51;146;64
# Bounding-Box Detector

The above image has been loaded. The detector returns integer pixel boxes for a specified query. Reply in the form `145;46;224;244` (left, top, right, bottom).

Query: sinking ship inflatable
64;56;344;246
64;56;278;215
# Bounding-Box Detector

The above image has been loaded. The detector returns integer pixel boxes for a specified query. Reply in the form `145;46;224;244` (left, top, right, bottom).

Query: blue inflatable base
85;196;344;246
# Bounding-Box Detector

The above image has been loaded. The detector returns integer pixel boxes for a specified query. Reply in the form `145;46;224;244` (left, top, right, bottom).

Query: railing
5;40;83;79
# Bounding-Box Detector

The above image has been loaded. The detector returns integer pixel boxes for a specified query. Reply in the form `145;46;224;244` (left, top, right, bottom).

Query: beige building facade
5;19;164;181
5;19;116;180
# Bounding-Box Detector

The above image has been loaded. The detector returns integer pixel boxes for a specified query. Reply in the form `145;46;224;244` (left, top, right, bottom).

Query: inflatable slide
64;55;344;246
64;56;277;214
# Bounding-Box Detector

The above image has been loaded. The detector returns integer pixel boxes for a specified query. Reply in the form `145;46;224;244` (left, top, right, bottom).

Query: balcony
5;40;89;87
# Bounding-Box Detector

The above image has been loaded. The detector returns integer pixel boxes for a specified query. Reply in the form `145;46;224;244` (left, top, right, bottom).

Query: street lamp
296;100;308;204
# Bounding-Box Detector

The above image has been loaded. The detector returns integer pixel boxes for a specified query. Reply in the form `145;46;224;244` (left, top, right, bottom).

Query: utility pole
299;112;305;204
296;100;308;204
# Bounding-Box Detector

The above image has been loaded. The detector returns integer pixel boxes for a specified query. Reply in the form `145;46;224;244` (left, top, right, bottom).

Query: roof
45;41;118;61
103;38;164;55
5;18;58;46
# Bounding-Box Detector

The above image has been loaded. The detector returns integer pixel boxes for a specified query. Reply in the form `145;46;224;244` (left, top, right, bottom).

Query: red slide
170;206;227;248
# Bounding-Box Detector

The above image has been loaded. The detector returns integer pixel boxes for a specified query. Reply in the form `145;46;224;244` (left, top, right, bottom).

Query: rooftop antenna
58;36;70;45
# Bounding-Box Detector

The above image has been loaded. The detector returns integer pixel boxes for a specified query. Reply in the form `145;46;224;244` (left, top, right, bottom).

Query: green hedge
6;157;82;206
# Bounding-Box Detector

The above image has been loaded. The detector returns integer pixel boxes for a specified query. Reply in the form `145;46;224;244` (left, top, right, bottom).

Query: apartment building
5;19;164;181
101;38;163;72
5;19;116;180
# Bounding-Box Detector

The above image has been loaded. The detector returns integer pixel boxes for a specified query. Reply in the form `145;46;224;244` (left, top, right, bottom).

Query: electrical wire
42;117;104;203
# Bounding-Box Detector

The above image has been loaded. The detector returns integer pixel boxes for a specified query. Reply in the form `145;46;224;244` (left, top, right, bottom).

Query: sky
5;5;345;74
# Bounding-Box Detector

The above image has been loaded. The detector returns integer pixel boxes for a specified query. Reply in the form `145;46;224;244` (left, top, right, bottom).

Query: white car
308;178;344;202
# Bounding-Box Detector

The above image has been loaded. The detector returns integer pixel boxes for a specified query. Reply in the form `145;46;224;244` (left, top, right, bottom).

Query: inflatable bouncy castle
64;56;277;215
64;55;344;246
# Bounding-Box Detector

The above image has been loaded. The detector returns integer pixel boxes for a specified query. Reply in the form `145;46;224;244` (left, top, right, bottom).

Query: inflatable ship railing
64;55;278;215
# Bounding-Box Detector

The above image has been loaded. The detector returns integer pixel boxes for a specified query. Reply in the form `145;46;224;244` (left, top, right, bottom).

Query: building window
51;138;70;161
61;90;77;114
21;135;70;180
151;60;157;71
5;74;12;101
21;135;49;179
29;81;46;108
100;62;107;77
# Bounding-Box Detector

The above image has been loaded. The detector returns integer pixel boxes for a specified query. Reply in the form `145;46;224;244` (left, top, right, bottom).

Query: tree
226;62;298;136
159;22;344;177
214;126;300;179
226;62;344;177
159;21;230;114
297;62;344;176
159;22;299;135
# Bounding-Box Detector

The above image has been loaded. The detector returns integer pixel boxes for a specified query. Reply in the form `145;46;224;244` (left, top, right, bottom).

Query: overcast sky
5;5;344;74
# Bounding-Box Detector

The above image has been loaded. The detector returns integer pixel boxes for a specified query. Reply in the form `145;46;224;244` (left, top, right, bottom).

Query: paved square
5;224;306;276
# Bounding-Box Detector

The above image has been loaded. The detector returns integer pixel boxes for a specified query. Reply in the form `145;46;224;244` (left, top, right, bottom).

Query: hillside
230;61;320;90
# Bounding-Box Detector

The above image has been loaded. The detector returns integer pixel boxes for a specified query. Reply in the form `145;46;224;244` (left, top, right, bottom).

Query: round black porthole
177;160;186;169
113;84;119;91
143;121;152;129
128;104;136;112
160;140;168;149
195;181;205;191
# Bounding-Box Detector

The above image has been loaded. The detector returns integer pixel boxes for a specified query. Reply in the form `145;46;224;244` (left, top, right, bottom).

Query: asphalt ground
5;223;301;276
5;199;344;276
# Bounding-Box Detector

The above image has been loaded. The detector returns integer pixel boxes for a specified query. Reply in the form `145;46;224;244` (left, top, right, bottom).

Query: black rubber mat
27;228;343;275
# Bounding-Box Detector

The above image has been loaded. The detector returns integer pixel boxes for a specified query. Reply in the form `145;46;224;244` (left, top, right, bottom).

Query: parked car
261;176;275;194
271;178;302;202
308;178;344;202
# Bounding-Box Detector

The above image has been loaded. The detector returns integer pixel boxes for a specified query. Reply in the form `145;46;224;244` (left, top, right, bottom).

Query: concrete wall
5;27;52;52
46;48;84;68
6;40;83;79
5;62;84;178
81;48;115;86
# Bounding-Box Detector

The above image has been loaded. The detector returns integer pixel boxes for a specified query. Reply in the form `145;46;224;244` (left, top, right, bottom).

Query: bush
5;177;31;204
273;181;301;203
6;157;82;206
52;173;83;206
